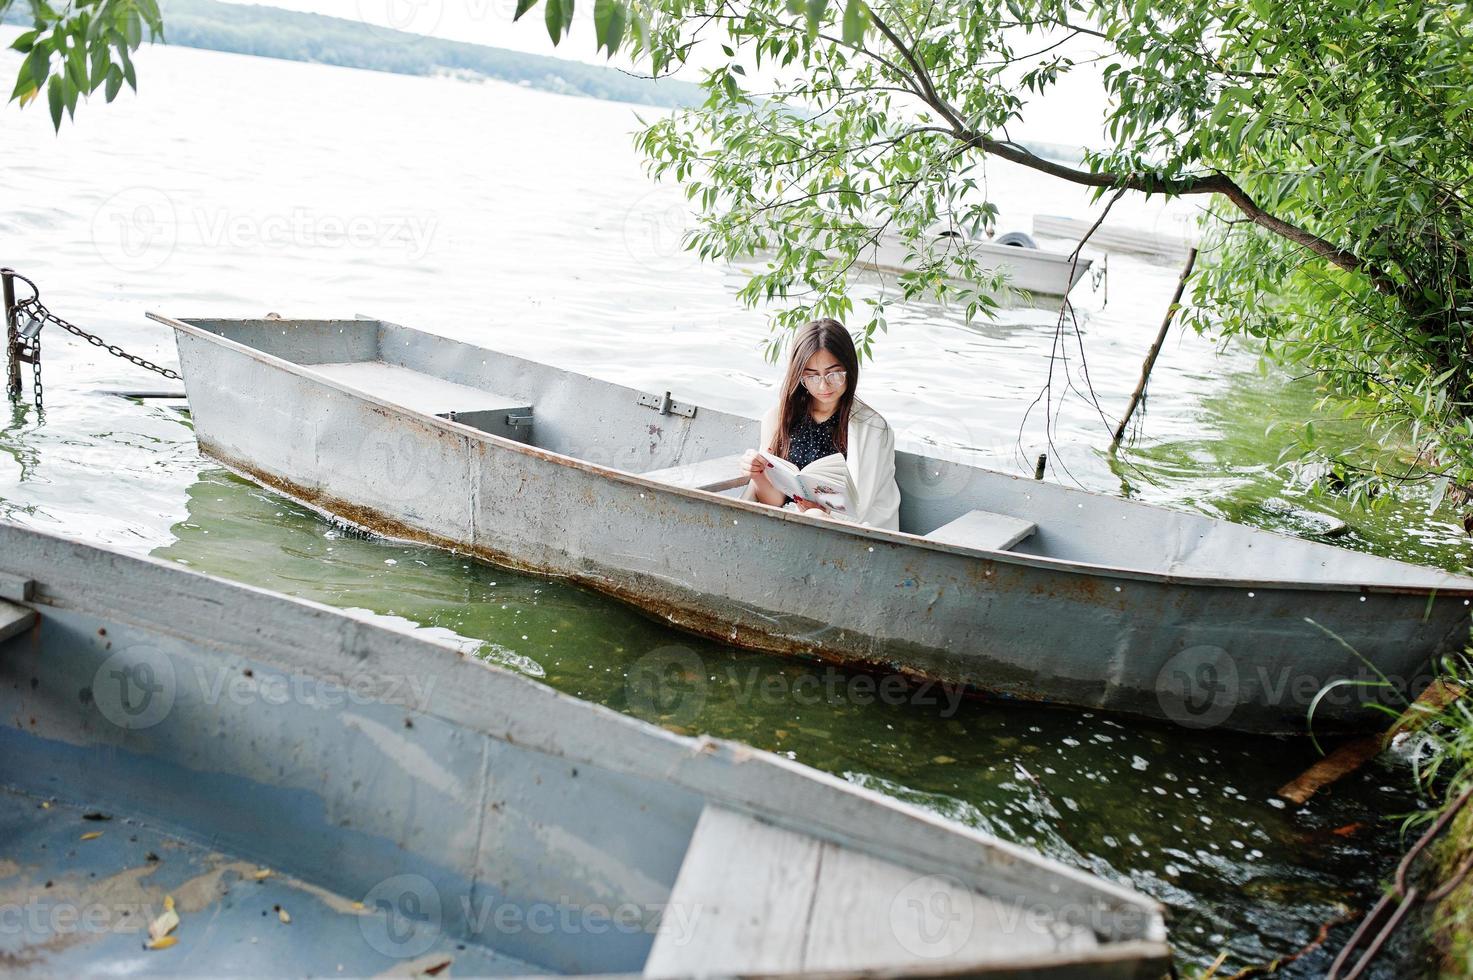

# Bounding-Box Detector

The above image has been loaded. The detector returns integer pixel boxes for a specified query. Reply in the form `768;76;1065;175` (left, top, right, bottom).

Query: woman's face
799;347;848;410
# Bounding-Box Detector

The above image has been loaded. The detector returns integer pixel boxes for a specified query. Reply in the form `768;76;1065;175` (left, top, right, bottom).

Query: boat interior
169;316;1473;592
0;526;1161;976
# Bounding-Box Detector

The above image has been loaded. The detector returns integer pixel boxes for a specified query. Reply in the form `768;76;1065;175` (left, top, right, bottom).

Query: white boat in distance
860;229;1095;298
146;312;1473;736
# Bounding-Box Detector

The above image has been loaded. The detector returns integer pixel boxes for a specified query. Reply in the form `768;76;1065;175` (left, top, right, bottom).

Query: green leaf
46;74;62;131
89;44;108;90
104;64;123;102
805;0;827;35
630;10;649;53
513;0;538;22
841;0;866;44
138;0;164;32
25;45;50;87
10;30;40;53
594;0;626;57
543;0;573;43
123;12;142;49
66;41;88;90
10;71;38;106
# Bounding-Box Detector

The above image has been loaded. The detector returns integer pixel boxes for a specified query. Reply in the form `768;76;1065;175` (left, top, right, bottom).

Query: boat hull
861;236;1094;297
164;317;1473;735
0;523;1168;976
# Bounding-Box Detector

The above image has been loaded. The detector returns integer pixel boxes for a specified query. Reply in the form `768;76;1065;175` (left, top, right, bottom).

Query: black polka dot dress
787;411;844;470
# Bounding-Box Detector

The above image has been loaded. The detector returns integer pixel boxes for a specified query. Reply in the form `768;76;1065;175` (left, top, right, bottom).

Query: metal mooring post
3;268;19;402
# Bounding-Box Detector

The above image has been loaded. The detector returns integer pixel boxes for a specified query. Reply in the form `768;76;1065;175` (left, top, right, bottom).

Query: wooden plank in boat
644;806;821;976
642;454;750;493
925;509;1037;551
311;361;528;418
802;839;1096;971
645;805;1096;977
0;600;36;645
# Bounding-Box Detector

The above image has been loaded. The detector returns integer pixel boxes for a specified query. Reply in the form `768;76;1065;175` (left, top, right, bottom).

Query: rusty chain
4;269;180;412
1326;782;1473;979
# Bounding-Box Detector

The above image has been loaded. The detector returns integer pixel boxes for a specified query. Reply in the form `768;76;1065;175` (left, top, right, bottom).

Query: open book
758;450;854;517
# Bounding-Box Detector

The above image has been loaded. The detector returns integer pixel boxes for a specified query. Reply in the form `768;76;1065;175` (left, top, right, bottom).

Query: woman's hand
790;497;825;513
743;449;788;507
741;449;772;484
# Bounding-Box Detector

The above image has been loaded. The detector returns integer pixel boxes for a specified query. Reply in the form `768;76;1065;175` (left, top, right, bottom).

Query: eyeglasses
800;369;847;392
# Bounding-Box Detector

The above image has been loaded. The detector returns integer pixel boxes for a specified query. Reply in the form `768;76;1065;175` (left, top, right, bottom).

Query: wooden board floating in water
1278;679;1467;805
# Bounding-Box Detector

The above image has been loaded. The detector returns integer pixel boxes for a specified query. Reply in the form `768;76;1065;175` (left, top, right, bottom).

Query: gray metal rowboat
0;521;1169;977
147;312;1473;735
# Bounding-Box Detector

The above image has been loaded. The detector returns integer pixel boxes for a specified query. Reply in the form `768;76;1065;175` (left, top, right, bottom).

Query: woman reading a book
739;318;902;530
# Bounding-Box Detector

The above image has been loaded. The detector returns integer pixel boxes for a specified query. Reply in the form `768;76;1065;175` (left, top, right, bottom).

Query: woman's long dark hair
769;318;860;459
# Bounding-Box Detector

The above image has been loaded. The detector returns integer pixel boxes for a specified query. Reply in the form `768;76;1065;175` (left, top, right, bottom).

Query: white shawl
741;396;902;531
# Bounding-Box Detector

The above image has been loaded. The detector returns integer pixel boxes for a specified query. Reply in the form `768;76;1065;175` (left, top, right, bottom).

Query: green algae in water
152;466;1431;976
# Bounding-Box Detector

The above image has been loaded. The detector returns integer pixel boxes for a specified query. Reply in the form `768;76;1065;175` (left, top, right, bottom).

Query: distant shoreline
1;0;704;110
0;3;1091;164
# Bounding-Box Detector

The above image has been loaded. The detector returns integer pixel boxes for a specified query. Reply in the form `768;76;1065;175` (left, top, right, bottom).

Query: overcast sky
221;0;1110;145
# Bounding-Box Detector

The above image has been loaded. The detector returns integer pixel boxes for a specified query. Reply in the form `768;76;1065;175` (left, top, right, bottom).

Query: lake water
0;29;1457;975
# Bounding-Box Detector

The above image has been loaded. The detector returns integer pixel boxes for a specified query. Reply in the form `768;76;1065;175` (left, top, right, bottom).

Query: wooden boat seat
310;361;534;441
644;805;1095;976
924;509;1037;552
641;453;749;493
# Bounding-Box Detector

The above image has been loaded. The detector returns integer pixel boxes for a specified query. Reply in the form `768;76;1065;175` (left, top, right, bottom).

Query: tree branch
940;130;1397;295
